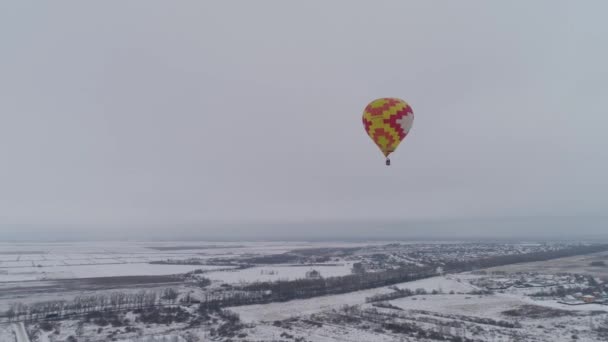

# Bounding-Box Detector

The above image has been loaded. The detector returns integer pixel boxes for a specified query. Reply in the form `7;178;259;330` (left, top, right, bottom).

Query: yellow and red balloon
362;98;414;165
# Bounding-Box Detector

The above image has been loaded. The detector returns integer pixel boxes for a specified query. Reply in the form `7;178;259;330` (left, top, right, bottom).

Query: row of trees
240;265;439;303
185;266;439;310
366;287;424;303
5;288;180;322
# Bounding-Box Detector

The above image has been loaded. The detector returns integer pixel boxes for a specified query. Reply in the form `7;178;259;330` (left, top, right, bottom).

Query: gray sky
1;1;607;239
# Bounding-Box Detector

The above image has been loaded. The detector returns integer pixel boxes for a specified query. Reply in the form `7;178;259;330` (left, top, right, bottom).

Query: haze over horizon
2;216;608;242
1;1;607;241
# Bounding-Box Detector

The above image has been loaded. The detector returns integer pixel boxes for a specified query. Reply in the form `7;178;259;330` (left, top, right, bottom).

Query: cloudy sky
1;1;607;239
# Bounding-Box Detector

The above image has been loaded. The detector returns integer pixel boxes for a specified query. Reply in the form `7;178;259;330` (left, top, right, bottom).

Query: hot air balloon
362;97;414;166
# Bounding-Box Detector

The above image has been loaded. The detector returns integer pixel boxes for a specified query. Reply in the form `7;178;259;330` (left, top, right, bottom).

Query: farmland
1;241;608;341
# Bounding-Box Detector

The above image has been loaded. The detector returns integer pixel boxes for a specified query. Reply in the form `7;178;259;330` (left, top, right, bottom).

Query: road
12;322;30;342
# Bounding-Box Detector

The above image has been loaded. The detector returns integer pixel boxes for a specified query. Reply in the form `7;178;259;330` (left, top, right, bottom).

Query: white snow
232;275;468;323
0;324;16;342
391;275;478;293
232;274;608;324
1;263;227;282
246;321;400;342
0;241;380;282
37;331;50;342
115;335;186;342
207;264;354;284
12;323;30;342
390;294;522;319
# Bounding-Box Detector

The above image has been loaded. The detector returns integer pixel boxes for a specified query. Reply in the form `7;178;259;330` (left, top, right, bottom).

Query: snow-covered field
207;263;354;284
116;335;186;342
391;294;522;318
232;273;608;323
245;321;401;342
231;273;608;342
0;241;373;282
0;324;15;342
392;275;478;293
0;241;370;317
1;264;230;282
2;241;608;341
232;275;473;323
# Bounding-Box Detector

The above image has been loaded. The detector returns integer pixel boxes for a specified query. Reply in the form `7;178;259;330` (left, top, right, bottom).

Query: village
470;270;608;306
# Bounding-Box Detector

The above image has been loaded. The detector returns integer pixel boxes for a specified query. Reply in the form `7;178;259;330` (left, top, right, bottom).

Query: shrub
136;306;191;325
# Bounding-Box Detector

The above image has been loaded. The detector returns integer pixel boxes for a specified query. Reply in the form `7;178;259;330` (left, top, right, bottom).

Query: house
582;295;595;303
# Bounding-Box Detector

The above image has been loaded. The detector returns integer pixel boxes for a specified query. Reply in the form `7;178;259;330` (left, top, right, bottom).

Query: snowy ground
244;321;402;342
0;324;15;342
0;241;375;282
3;241;608;341
0;241;373;324
1;263;230;282
390;294;522;318
233;273;608;342
206;263;354;284
12;322;29;342
232;275;474;323
116;336;186;342
232;273;607;323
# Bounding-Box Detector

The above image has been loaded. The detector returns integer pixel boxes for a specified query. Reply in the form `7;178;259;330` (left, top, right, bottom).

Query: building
582;295;595;303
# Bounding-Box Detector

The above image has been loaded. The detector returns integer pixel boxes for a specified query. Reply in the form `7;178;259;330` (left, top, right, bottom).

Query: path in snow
12;322;30;342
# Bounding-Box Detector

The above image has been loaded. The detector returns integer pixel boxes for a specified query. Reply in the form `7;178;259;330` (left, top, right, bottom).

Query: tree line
5;288;180;322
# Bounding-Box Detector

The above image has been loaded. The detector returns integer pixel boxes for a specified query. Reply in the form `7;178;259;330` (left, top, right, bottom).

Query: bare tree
161;288;179;304
6;306;15;321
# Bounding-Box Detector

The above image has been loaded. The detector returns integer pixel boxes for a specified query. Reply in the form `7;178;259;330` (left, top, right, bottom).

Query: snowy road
12;322;30;342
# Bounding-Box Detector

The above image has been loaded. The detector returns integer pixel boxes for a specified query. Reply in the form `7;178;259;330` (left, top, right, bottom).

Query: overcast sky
1;1;607;239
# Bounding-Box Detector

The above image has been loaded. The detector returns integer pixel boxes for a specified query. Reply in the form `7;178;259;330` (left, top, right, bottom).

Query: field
232;273;608;342
231;275;477;323
0;241;374;283
205;263;355;284
1;241;608;342
0;241;375;314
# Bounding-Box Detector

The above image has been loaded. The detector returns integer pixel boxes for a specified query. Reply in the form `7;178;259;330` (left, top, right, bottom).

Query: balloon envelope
362;97;414;158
